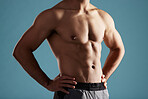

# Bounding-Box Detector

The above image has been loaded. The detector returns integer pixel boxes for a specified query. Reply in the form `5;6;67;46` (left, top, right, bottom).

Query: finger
104;82;107;88
101;78;104;82
60;83;75;89
104;82;107;86
104;85;107;88
59;88;70;94
101;78;106;83
60;75;75;80
102;78;106;82
101;74;105;78
61;80;77;85
105;84;107;88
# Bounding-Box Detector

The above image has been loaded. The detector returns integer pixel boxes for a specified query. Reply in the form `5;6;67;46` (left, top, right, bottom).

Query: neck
63;0;90;12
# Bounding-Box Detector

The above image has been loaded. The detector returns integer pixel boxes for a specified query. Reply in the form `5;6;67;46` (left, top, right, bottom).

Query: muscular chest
55;12;105;44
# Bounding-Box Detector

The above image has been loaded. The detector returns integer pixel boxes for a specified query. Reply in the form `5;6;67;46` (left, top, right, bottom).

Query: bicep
17;24;49;52
104;27;124;50
16;10;56;52
101;10;124;50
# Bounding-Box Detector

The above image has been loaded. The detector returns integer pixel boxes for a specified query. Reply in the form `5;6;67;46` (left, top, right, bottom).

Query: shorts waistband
65;82;106;91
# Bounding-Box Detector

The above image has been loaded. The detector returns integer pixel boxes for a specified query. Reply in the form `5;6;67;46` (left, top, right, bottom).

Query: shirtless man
13;0;125;99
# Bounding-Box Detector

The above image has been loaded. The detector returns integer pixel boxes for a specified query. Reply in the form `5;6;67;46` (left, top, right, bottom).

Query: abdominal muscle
58;56;103;83
55;42;102;83
47;32;103;83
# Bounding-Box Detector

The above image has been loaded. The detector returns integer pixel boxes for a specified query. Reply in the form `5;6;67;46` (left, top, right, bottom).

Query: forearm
102;48;125;81
13;48;52;90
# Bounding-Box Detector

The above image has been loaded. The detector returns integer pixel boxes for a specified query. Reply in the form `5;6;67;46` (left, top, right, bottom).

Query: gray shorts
53;82;109;99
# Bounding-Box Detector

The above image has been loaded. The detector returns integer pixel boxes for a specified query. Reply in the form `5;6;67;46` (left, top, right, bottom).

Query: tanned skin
13;0;125;94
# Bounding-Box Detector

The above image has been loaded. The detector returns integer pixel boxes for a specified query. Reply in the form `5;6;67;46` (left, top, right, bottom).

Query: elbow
119;46;125;57
12;46;21;58
12;45;27;58
12;51;16;57
13;42;20;58
13;45;33;58
12;46;17;57
13;51;18;58
121;45;125;56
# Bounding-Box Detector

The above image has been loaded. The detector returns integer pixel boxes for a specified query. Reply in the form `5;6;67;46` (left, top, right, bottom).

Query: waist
64;82;106;91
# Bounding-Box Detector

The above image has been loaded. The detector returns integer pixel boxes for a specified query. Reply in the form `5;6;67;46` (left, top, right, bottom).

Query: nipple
71;35;77;40
86;11;89;14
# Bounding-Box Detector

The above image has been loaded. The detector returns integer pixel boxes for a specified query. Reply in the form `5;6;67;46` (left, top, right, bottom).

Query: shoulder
34;8;63;23
97;9;115;29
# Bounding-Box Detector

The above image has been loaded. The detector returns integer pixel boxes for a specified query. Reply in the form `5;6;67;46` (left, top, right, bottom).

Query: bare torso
47;2;106;83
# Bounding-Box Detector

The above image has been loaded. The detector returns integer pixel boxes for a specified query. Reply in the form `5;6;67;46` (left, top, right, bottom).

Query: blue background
0;0;148;99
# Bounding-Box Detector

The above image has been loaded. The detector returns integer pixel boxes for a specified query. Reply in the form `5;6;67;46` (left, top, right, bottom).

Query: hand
101;74;107;88
47;73;77;94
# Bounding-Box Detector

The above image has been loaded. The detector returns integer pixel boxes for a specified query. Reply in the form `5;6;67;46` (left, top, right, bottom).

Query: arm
100;10;125;81
12;9;58;90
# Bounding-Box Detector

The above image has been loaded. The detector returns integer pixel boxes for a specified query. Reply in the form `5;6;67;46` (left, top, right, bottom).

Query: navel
71;35;77;40
92;64;95;69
